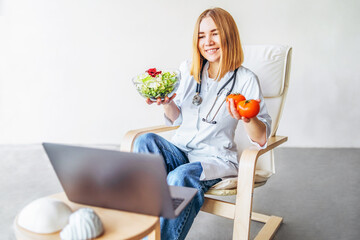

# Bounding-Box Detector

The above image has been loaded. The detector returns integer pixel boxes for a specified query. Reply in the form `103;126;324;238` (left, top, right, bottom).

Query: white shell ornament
60;208;104;240
18;198;72;234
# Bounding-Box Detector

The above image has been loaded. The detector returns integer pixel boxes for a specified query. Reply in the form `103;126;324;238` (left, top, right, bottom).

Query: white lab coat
165;60;271;180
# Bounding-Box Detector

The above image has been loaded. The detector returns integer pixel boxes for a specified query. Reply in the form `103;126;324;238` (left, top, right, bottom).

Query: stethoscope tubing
194;62;239;124
194;66;238;103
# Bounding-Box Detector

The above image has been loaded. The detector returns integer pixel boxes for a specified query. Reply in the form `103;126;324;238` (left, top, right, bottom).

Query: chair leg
251;212;271;223
254;215;283;240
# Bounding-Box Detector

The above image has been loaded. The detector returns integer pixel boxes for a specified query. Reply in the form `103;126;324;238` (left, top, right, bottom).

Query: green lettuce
135;71;178;99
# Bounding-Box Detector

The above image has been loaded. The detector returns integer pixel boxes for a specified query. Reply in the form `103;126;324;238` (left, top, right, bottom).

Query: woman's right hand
146;94;177;105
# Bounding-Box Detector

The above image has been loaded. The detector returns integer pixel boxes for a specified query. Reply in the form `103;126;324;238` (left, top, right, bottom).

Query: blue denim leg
133;133;189;173
133;133;221;240
161;162;221;240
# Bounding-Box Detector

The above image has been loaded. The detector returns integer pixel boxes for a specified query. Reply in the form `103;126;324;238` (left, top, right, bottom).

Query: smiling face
198;16;221;67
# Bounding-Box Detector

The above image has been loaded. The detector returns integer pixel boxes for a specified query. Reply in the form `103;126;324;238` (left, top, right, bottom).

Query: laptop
42;142;197;219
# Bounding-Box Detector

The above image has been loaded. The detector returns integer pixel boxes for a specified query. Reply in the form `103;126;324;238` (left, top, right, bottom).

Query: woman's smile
205;48;219;54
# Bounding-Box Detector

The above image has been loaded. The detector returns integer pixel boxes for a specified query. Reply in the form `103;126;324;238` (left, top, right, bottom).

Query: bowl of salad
132;68;180;101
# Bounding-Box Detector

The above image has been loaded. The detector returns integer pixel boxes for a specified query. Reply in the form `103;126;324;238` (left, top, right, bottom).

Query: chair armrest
258;135;288;156
236;135;288;201
120;125;179;152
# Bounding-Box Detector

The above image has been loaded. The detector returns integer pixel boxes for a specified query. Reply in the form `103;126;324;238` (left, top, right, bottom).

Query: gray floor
1;145;359;240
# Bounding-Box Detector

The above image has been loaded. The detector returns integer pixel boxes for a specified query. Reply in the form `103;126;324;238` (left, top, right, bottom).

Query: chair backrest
235;45;292;179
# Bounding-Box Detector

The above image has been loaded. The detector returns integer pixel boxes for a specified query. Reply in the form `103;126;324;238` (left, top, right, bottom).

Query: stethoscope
192;63;239;124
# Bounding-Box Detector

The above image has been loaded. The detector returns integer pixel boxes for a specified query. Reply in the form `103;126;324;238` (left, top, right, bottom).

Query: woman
134;7;271;240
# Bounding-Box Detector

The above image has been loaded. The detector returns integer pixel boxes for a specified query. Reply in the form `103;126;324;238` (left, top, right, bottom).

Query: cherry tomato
226;93;246;106
237;99;260;118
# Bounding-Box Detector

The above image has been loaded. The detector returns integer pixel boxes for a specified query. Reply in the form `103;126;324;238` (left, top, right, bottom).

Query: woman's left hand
227;98;266;146
226;98;251;122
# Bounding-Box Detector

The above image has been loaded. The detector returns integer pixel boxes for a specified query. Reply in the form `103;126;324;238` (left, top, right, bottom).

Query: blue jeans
133;133;221;240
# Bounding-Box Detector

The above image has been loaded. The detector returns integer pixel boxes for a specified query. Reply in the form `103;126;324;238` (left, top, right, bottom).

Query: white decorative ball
18;198;73;234
60;208;104;240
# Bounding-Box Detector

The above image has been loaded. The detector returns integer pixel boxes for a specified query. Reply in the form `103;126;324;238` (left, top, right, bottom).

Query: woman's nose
205;36;214;45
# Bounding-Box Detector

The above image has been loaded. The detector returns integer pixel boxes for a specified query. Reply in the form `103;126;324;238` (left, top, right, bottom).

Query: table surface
13;192;160;240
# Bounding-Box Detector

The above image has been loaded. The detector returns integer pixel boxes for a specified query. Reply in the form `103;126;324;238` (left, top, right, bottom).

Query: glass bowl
132;69;181;101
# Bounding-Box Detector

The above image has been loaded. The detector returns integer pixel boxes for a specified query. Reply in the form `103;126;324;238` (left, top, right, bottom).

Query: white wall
0;0;359;147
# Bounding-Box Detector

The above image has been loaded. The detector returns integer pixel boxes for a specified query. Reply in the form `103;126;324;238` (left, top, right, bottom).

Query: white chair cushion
210;169;272;190
243;45;290;97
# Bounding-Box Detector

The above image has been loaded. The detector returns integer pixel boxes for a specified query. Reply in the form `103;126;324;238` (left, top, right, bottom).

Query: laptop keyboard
172;197;185;210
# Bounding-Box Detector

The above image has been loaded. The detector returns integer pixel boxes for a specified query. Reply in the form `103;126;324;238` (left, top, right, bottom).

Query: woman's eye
213;32;218;36
198;35;204;39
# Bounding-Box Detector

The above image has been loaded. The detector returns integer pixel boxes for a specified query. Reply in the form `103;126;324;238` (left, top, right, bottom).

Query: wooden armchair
121;45;292;240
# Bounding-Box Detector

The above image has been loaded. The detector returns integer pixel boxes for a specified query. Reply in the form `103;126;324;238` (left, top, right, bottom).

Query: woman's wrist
243;117;267;145
163;101;180;122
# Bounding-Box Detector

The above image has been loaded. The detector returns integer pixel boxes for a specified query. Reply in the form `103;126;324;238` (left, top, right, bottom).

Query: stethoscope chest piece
192;93;202;106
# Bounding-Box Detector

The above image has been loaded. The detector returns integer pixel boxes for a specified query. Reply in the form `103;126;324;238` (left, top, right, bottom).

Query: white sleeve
242;74;272;149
